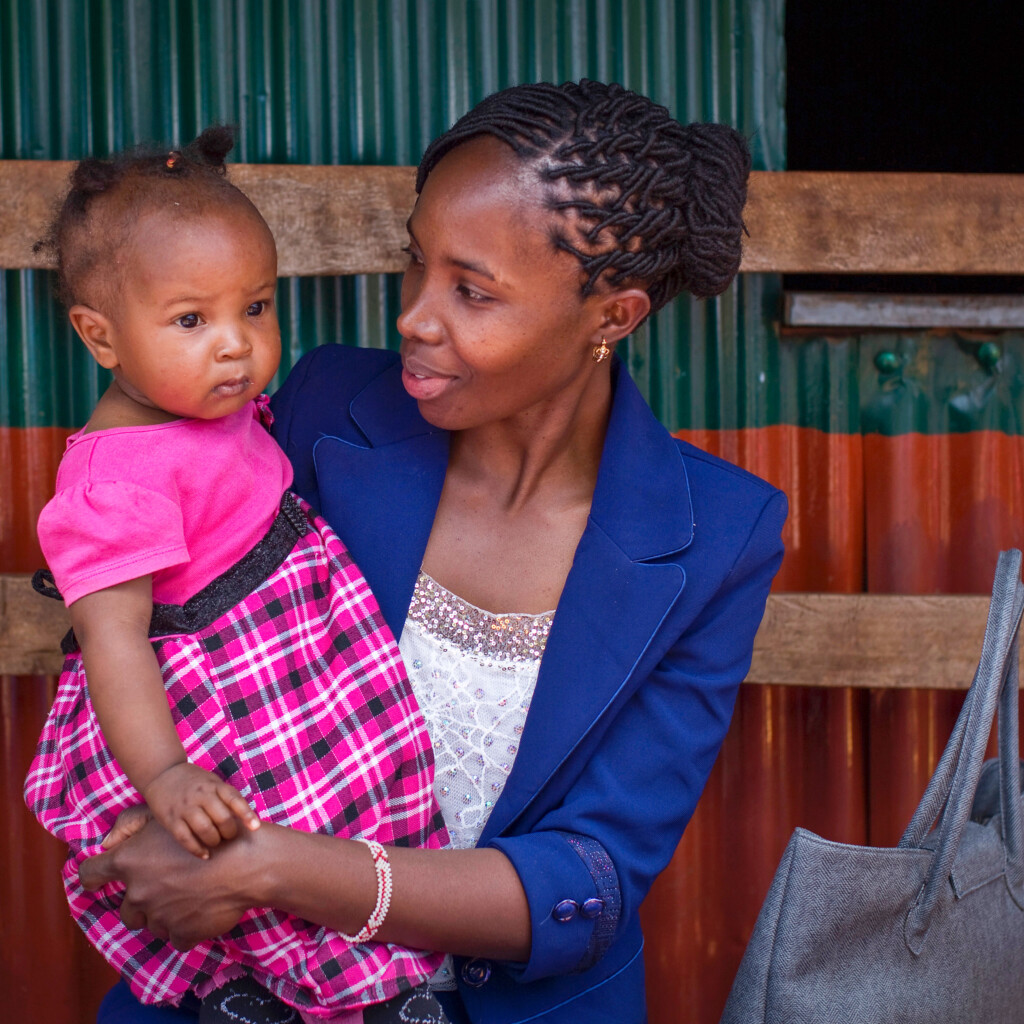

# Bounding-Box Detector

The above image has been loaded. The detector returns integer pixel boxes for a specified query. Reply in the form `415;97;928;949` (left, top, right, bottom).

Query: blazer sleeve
486;487;787;984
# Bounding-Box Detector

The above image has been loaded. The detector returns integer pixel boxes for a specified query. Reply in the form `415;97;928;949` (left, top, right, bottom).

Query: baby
24;126;445;1024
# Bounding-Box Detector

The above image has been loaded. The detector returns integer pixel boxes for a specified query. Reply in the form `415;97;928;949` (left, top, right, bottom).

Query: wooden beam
0;161;418;277
5;162;1024;277
0;574;69;676
0;573;990;687
745;592;989;690
740;172;1024;274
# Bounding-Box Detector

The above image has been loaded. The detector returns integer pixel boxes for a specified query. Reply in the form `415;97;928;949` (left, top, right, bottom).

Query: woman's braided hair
40;125;259;308
417;80;751;312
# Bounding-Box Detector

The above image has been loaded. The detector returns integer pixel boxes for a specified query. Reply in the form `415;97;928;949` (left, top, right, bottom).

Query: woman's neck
421;368;613;614
447;368;612;513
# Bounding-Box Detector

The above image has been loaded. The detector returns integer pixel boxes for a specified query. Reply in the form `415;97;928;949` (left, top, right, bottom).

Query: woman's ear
596;288;652;345
69;305;120;370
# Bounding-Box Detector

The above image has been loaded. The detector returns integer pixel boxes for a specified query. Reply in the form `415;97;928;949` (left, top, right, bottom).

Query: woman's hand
80;817;258;949
102;802;153;849
81;816;531;961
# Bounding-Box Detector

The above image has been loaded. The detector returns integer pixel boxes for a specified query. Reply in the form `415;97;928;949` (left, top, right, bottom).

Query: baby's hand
143;762;260;859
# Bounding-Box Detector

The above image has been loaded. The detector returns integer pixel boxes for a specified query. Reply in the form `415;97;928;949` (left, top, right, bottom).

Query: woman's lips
401;362;454;401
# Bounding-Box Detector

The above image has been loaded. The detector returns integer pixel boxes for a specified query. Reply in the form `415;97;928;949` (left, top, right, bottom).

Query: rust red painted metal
863;431;1024;846
5;422;1024;1024
642;425;1024;1023
2;428;116;1022
0;428;69;571
643;426;866;1024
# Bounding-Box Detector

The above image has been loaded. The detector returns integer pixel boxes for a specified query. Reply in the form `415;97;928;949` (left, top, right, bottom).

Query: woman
83;80;786;1024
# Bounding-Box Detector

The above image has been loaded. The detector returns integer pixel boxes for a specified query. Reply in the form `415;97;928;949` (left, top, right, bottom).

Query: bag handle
998;627;1024;902
902;549;1024;954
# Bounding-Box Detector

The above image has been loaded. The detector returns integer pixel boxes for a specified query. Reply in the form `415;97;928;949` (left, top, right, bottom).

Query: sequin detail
399;572;553;851
408;572;554;662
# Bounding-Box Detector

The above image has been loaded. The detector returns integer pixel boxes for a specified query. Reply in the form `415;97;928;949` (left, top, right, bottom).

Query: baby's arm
69;575;260;858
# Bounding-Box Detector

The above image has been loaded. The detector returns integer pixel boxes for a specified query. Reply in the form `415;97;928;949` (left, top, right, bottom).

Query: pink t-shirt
37;401;294;607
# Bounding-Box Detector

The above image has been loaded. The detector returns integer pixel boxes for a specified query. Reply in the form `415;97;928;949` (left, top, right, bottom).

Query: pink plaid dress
24;492;446;1019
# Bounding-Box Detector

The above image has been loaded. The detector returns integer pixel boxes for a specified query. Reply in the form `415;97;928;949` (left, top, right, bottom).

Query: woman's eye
458;284;488;302
246;301;266;317
176;313;201;329
401;246;423;267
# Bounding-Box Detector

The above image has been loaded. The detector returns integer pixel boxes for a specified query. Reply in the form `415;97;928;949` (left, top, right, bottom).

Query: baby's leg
198;977;298;1024
361;987;448;1023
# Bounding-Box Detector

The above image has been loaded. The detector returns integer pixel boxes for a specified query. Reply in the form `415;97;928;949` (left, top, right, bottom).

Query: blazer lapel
309;357;696;842
311;362;449;638
480;364;695;840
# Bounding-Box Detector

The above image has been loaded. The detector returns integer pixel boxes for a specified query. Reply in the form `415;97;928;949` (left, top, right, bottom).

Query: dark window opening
785;0;1024;294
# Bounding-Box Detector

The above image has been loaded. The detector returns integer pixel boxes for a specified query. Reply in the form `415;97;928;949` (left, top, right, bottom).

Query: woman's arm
263;826;531;959
79;485;784;975
487;486;789;982
72;577;258;856
80;816;532;960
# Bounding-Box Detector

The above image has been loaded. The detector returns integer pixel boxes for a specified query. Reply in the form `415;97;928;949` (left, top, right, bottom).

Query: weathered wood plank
0;574;69;676
0;161;418;277
740;171;1024;274
745;592;989;690
5;162;1024;277
0;573;991;687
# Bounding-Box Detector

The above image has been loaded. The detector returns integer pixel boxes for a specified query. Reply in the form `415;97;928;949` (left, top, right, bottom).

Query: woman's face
397;136;611;433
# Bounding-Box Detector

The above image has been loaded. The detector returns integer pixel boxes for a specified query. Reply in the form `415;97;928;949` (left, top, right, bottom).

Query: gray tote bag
720;549;1024;1024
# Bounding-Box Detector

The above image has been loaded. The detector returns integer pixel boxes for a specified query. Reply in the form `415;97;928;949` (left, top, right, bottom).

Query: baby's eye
246;301;266;317
176;313;201;329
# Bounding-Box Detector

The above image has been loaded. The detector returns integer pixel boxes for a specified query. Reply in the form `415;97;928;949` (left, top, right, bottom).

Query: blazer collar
348;357;442;447
316;356;696;840
588;360;693;561
345;357;694;562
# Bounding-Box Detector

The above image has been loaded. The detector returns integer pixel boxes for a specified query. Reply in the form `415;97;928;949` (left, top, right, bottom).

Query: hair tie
165;150;181;170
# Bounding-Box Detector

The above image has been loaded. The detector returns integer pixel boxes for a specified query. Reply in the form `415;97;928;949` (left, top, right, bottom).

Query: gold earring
592;337;611;363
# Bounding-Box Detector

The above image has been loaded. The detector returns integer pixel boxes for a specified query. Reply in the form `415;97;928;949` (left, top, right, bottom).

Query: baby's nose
217;325;253;358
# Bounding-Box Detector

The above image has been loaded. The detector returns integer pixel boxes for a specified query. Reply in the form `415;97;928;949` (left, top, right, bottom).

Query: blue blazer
269;345;788;1024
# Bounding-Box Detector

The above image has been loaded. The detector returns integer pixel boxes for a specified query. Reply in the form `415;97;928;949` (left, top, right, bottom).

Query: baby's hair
417;80;751;312
39;125;265;309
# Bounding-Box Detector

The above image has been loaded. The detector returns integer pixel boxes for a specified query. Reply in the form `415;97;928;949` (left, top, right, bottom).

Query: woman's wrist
231;823;530;960
252;823;377;936
244;820;292;908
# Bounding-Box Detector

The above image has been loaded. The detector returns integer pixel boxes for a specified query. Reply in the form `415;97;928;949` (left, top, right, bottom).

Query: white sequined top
399;573;555;993
398;571;555;851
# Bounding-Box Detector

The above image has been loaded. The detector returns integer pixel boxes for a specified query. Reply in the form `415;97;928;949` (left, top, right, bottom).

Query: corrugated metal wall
12;5;1022;1024
1;3;788;1022
667;328;1024;1019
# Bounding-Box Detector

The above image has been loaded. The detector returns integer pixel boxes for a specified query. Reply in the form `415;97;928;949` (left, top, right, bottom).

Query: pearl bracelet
340;838;392;944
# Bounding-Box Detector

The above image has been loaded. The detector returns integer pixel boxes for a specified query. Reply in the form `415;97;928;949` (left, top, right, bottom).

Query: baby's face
103;207;280;420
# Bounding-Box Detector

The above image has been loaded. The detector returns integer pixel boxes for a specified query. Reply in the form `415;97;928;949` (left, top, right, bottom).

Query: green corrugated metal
0;0;785;431
859;332;1024;436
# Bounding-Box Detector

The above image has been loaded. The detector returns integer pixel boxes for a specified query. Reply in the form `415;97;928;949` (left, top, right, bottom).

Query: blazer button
552;899;579;922
461;958;492;987
581;897;605;919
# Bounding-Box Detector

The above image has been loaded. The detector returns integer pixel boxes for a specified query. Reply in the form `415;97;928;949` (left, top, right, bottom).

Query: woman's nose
397;273;443;344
